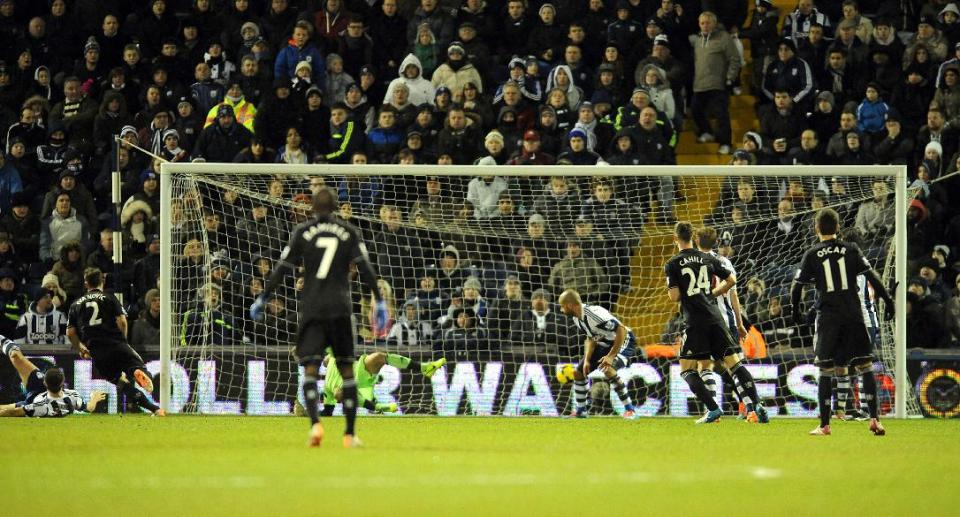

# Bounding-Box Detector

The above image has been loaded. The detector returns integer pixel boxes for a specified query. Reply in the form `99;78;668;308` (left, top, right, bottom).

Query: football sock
342;377;358;435
861;371;879;419
818;375;833;428
699;370;718;402
611;377;634;409
835;375;851;413
857;379;870;415
573;379;589;410
386;354;420;371
1;338;20;358
681;369;719;411
302;375;320;425
730;363;758;408
723;370;751;411
362;399;377;412
119;382;159;413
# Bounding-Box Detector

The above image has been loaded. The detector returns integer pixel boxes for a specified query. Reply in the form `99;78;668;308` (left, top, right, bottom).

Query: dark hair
312;186;339;215
84;267;104;288
815;208;840;235
696;227;718;250
44;367;64;392
675;221;694;242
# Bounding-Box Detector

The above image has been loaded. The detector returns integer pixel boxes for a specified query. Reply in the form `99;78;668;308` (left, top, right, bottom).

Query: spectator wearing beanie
0;191;40;263
204;81;257;133
432;41;484;96
194;104;254;162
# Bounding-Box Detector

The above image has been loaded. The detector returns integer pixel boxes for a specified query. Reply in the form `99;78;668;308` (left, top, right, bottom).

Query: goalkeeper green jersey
322;354;377;406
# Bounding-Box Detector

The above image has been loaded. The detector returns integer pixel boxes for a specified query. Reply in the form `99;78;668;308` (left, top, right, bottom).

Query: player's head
44;367;64;393
558;289;582;317
674;221;694;246
814;208;840;237
695;227;718;251
312;186;339;216
84;267;104;289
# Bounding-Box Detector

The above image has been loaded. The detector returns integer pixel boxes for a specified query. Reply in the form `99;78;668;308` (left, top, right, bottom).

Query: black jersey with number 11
664;248;732;328
279;214;371;319
794;239;872;321
67;290;127;343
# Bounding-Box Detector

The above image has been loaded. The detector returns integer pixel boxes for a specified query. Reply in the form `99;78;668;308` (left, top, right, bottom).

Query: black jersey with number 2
664;248;733;328
794;239;872;321
279;214;371;319
67;290;127;343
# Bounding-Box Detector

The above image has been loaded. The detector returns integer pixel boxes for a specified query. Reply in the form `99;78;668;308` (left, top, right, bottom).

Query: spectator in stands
6;106;44;155
945;275;960;346
856;83;889;137
786;129;826;165
438;306;482;355
783;0;832;43
408;266;449;323
130;288;160;352
905;16;948;66
480;129;511;165
465;174;508;220
838;131;874;165
533;176;580;236
759;89;807;152
48;76;97;154
180;283;238;346
1;192;39;263
160;129;190;163
507;129;556;166
557;128;601;165
907;277;946;348
120;199;155;263
874;109;914;166
509;288;570;354
273;20;325;88
548;240;607;303
638;65;676;128
762;38;814;112
194;104;254;162
0;151;23;214
741;0;781;94
86;228;114;287
855;180;895;240
0;268;27;338
831;19;869;74
431;41;483;97
487;275;525;345
204;81;257;132
50;240;84;305
690;11;744;154
387;300;434;348
15;288;67;347
39;192;90;264
919;258;952;303
408;0;456;51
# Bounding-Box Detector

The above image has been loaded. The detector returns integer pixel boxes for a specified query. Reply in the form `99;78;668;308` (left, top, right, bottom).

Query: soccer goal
159;163;915;418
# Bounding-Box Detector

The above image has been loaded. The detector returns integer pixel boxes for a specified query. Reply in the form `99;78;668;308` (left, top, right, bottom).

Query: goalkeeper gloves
373;300;389;334
249;296;266;321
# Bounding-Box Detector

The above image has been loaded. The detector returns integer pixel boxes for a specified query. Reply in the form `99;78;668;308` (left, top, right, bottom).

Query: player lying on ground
791;208;893;436
1;336;106;417
66;268;164;416
319;352;446;415
557;289;640;419
694;227;756;421
251;187;388;448
665;222;769;424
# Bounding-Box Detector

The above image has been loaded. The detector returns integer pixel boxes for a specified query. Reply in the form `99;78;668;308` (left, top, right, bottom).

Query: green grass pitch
2;416;957;516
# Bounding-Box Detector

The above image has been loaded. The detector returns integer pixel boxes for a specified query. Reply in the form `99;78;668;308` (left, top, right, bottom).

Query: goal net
159;163;916;417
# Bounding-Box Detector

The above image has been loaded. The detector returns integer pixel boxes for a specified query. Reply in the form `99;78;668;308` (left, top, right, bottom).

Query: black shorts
88;340;147;384
22;368;46;402
297;316;356;366
815;316;874;367
679;324;739;361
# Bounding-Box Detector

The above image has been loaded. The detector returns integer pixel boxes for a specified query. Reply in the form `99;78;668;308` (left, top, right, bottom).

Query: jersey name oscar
816;245;847;257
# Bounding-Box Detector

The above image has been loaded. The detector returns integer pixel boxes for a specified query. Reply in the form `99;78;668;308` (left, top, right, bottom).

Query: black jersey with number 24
794;239;872;321
67;290;127;343
664;248;732;328
280;215;370;319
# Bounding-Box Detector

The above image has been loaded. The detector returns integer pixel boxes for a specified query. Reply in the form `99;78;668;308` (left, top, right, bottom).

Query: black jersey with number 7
794;239;872;320
664;248;732;328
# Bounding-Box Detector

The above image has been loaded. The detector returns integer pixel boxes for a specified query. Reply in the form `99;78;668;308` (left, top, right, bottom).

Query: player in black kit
251;187;387;448
664;222;768;424
791;208;894;436
66;268;164;416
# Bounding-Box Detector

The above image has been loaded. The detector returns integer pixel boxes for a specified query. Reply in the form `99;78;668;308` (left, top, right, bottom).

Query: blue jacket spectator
274;21;326;88
0;153;23;214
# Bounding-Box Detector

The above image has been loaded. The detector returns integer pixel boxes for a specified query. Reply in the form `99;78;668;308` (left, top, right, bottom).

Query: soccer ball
556;364;577;385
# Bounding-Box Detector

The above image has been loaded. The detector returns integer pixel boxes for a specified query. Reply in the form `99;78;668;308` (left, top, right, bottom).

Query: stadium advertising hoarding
6;352;906;417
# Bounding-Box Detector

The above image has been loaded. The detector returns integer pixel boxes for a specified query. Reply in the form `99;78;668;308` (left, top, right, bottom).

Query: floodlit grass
2;416;956;516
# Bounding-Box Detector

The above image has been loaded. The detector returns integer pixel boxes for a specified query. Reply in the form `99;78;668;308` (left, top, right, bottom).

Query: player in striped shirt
694;228;757;420
558;289;639;419
0;336;105;417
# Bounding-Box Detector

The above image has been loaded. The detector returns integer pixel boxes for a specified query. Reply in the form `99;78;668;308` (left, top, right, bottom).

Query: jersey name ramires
303;222;351;242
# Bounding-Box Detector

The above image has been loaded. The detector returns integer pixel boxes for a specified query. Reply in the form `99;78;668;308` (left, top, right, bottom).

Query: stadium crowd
0;0;957;354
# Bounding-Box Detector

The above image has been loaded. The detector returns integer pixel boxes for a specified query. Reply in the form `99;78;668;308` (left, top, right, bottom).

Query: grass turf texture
2;417;956;516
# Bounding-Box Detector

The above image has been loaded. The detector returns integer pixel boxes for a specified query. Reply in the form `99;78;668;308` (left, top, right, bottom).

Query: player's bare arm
711;272;736;299
729;288;748;339
86;391;107;412
582;337;596;378
600;325;627;370
115;315;128;338
668;286;680;303
0;406;26;417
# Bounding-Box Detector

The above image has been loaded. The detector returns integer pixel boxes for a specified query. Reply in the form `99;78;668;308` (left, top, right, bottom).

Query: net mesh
164;165;919;417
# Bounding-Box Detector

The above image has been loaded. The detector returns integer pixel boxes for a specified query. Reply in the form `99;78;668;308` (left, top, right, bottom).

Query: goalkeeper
320;352;446;415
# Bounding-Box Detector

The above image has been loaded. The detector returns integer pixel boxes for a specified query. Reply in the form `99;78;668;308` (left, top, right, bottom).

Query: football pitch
2;417;957;516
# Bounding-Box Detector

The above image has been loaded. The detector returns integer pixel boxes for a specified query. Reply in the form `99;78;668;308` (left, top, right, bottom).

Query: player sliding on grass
319;352;446;415
664;222;769;424
67;268;164;416
791;208;894;436
557;289;640;419
694;227;756;421
251;187;387;448
1;335;106;417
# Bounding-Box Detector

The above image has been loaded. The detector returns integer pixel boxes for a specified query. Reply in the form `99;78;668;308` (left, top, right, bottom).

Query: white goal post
159;163;911;418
